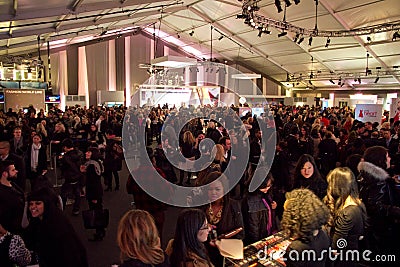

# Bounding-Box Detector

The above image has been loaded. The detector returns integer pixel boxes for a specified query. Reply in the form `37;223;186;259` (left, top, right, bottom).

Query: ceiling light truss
239;1;400;38
285;68;400;85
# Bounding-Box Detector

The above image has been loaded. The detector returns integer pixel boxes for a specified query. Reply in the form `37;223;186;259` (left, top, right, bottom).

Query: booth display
224;231;291;267
134;85;221;108
4;88;45;113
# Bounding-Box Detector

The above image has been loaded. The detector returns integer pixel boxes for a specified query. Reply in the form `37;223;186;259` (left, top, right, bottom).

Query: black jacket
84;160;104;201
0;182;25;234
60;149;84;183
242;192;277;245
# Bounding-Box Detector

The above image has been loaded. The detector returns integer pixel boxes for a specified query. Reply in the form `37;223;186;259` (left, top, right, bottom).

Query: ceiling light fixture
278;31;288;37
392;31;400;41
325;37;330;48
275;0;283;13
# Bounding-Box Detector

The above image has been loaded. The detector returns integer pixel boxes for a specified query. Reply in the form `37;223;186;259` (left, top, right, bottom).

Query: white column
125;36;131;107
78;46;89;107
59;50;68;111
108;39;116;91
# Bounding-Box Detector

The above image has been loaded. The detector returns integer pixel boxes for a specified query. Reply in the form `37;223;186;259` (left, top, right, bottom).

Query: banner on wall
390;98;400;122
355;104;383;123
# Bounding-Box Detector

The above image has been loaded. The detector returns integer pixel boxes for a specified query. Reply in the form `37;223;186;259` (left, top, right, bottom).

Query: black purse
82;209;110;229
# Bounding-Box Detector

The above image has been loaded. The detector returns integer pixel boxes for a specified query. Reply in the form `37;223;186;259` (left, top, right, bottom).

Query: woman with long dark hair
293;154;327;199
167;209;213;267
25;187;88;267
242;169;278;245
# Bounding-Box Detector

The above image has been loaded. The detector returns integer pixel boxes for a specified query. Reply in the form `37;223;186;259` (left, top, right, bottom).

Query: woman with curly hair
324;167;367;266
167;209;213;267
281;188;330;267
117;209;169;267
292;154;327;199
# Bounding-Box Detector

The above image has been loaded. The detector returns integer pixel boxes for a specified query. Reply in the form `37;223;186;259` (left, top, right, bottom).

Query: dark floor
48;159;184;267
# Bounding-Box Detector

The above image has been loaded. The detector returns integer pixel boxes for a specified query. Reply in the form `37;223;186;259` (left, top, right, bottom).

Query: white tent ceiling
0;0;399;91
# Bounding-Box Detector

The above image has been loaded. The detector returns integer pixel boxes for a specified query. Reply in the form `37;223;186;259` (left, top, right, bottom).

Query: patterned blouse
0;232;32;266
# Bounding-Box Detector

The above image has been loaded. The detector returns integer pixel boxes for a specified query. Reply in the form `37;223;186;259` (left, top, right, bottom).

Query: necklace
208;203;223;225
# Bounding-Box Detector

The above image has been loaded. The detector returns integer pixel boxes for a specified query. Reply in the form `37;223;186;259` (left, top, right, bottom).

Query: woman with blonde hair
117;209;169;267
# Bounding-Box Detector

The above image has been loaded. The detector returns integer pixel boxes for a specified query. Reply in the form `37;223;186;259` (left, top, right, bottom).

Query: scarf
84;160;103;176
262;198;273;235
31;143;41;171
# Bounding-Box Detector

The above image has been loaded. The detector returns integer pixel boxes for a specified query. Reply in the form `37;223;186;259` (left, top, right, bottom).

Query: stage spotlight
329;79;335;84
278;31;287;37
189;30;194;36
308;36;313;46
374;77;380;83
325;37;330;48
284;0;291;7
297;36;304;44
275;0;283;13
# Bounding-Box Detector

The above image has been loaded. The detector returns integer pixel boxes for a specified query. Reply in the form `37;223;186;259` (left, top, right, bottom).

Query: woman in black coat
357;146;400;257
318;131;338;176
103;130;122;191
26;134;48;190
242;170;278;245
81;147;105;241
25;187;88;267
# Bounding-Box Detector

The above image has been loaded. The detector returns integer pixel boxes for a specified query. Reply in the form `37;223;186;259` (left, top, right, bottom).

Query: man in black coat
0;141;26;192
59;138;84;215
0;160;25;234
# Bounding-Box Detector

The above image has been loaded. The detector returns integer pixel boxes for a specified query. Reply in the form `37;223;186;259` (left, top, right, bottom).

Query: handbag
82;209;110;229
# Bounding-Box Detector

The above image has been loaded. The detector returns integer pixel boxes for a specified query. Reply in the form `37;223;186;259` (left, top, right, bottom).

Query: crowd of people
0;102;399;266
